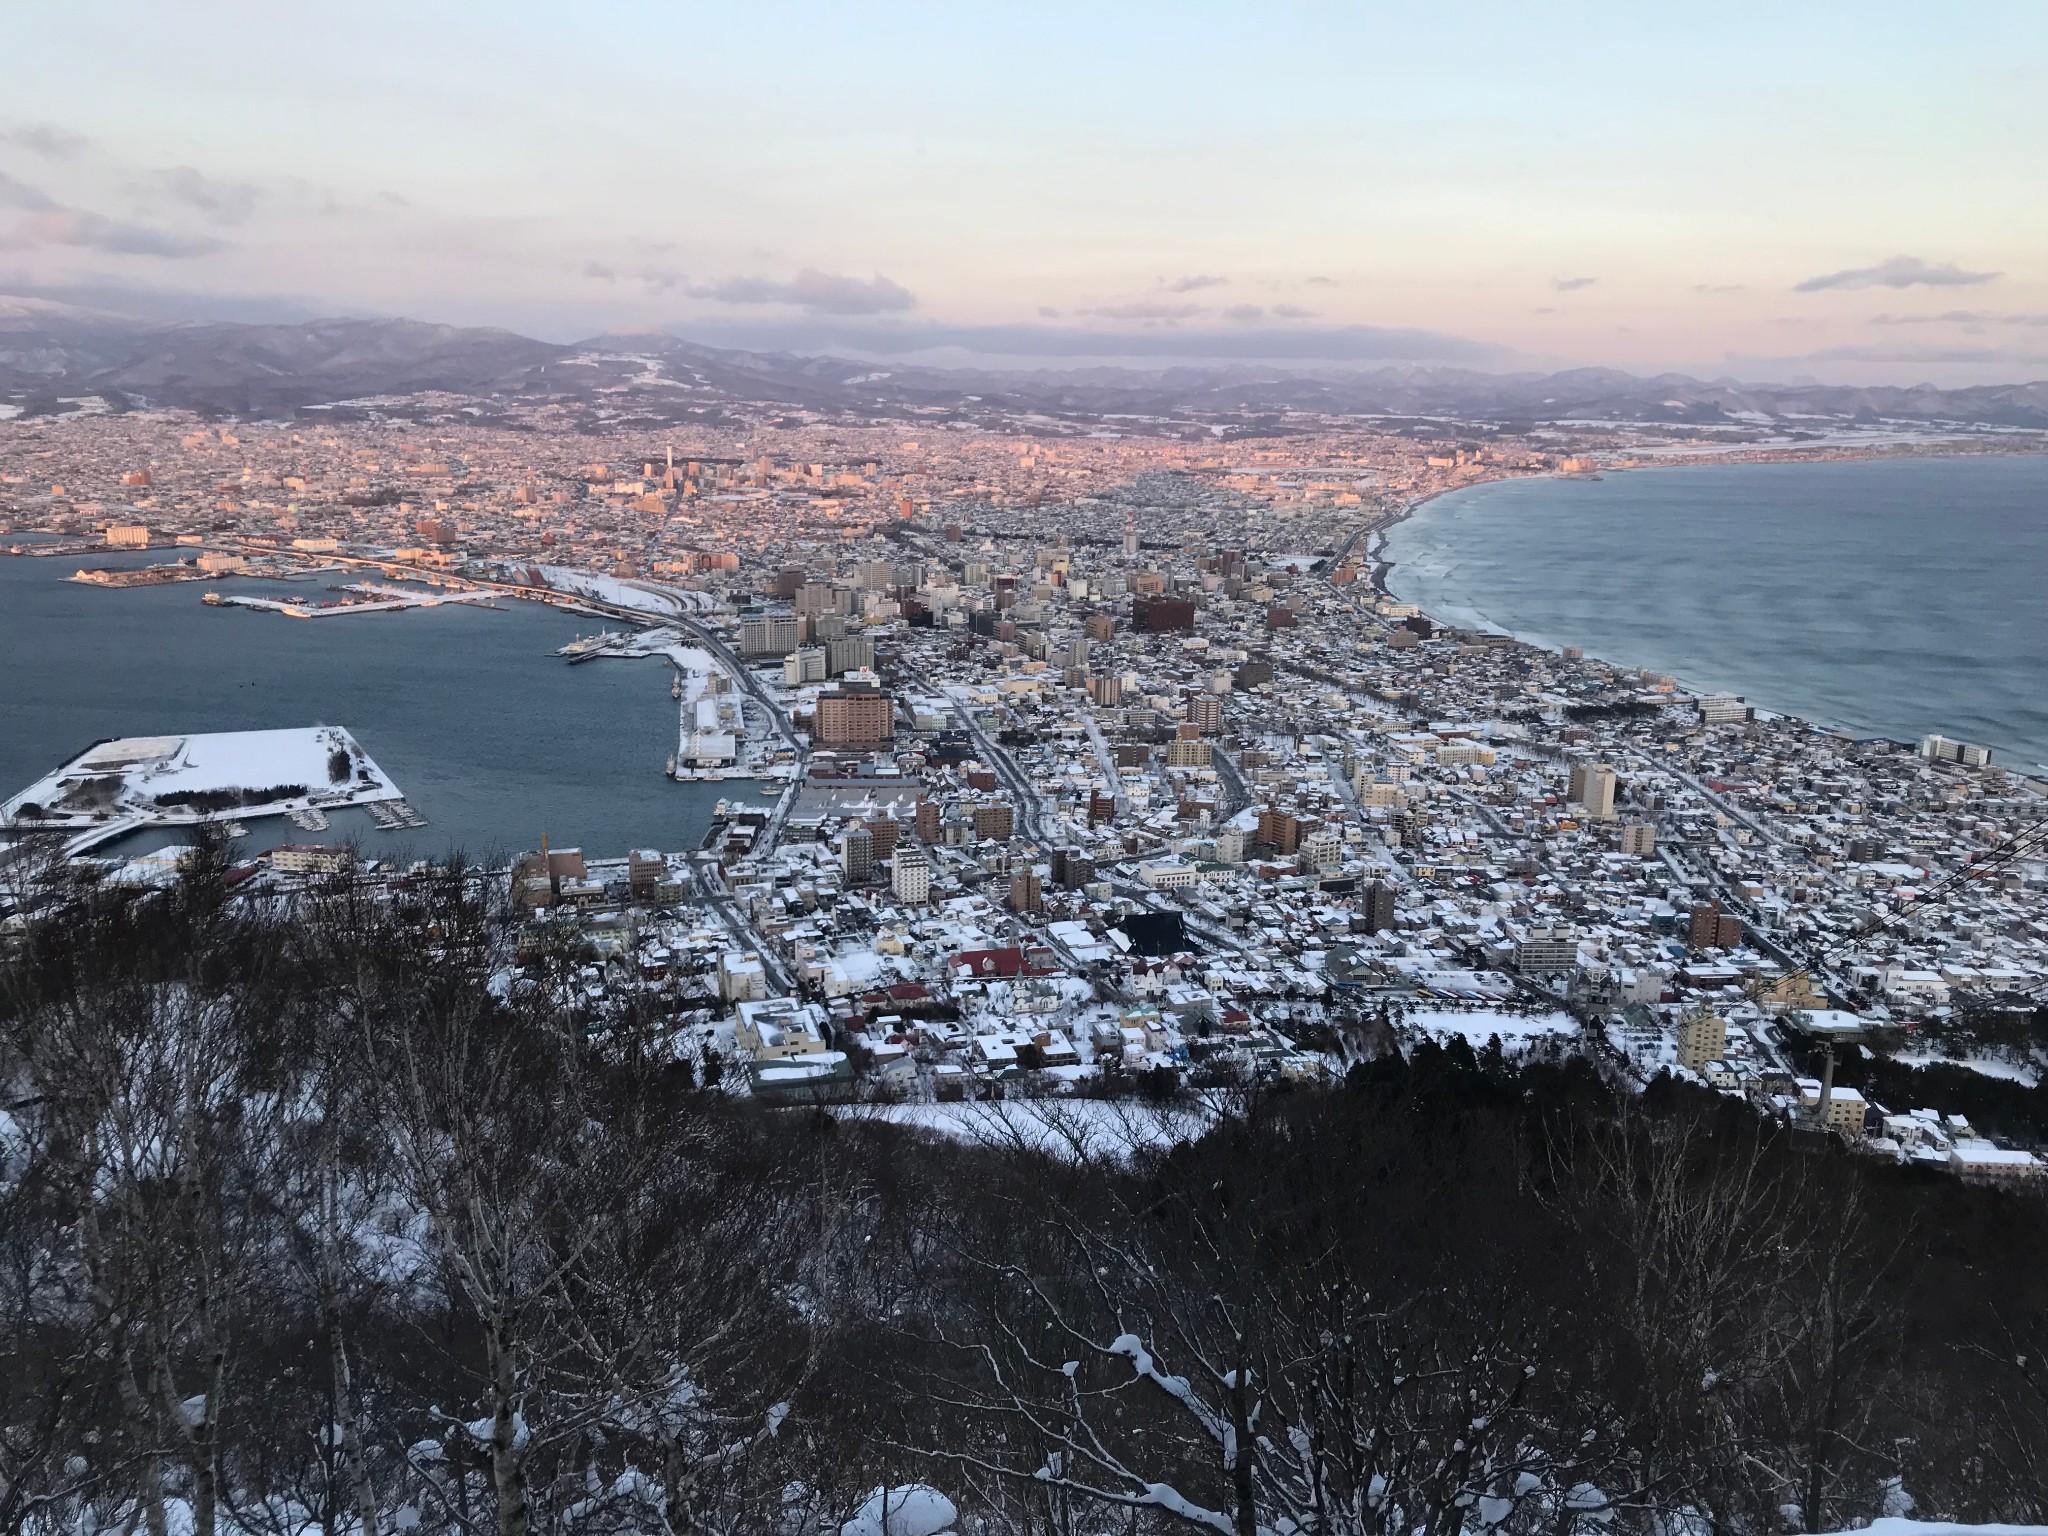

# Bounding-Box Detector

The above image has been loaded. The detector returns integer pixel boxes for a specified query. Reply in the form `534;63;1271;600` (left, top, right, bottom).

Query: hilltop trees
2;856;2046;1533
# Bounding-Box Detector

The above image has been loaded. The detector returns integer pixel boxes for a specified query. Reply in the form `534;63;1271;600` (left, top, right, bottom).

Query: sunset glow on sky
3;1;2043;384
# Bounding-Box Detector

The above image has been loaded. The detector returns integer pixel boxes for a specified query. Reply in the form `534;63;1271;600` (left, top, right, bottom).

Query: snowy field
536;566;720;616
1892;1051;2041;1087
2;726;402;842
835;1098;1212;1161
1400;1007;1581;1051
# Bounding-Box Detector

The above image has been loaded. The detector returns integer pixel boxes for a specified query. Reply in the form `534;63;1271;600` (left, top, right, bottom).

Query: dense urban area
3;391;2046;1175
4;384;2048;1535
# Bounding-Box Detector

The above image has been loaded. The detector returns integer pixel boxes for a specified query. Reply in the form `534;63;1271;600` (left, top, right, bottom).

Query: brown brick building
814;682;895;745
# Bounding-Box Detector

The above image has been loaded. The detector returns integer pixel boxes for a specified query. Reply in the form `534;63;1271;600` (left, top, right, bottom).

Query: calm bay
1383;453;2048;770
0;548;727;863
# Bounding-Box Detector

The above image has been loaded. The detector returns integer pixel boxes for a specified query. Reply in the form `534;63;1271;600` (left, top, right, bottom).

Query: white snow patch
835;1099;1209;1161
1401;1007;1579;1049
840;1484;956;1536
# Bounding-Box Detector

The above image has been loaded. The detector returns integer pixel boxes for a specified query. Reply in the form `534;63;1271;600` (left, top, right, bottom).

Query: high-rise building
1619;822;1656;856
840;826;874;883
1258;807;1302;855
1568;762;1617;820
1362;880;1397;934
1087;675;1124;707
1050;847;1095;888
1920;734;1993;768
1678;1009;1727;1074
1298;828;1343;873
797;582;852;616
891;848;931;904
914;796;943;844
783;647;827;685
628;848;663;898
826;636;875;676
1166;739;1212;769
865;815;901;860
972;801;1015;842
1131;596;1197;633
1515;930;1580;974
815;682;896;745
740;613;800;657
1186;693;1223;733
1688;903;1744;950
1008;868;1043;914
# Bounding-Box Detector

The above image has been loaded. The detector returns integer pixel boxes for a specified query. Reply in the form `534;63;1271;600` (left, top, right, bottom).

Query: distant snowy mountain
3;297;2046;428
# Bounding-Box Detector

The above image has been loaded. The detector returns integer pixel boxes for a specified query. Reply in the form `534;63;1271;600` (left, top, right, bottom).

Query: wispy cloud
1812;343;2048;364
1271;303;1317;320
674;317;1497;365
687;268;915;316
1731;342;2048;369
8;208;223;258
1164;273;1227;293
0;122;88;160
0;274;348;323
1551;276;1597;292
1869;310;2048;328
1222;303;1264;322
1795;255;1999;292
139;166;263;226
1082;300;1204;322
583;260;685;294
0;170;60;212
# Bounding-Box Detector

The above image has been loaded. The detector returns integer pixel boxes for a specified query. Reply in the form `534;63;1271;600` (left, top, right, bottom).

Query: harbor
203;582;502;619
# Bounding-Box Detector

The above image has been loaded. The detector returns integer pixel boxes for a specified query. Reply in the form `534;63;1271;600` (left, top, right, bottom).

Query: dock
204;584;498;619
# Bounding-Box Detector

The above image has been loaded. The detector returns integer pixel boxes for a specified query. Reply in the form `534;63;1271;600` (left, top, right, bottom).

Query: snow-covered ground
1892;1051;2042;1087
836;1098;1212;1161
536;566;720;616
1401;1007;1581;1050
2;726;402;846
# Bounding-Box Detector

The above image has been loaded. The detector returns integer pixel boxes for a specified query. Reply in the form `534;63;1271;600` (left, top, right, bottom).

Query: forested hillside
3;850;2045;1535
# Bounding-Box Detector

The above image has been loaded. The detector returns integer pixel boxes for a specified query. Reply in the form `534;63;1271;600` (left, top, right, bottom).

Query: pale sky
3;1;2044;385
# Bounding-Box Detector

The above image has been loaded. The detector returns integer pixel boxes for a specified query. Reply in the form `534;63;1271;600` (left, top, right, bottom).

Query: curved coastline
1369;455;2048;772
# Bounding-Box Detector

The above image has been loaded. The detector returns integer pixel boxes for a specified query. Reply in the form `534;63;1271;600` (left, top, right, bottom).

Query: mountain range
4;295;2046;432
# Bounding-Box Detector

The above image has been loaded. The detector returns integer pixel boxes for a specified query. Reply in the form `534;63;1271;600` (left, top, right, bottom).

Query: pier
204;584;499;619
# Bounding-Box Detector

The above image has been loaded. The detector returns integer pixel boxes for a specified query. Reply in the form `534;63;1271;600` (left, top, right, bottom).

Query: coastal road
674;617;803;754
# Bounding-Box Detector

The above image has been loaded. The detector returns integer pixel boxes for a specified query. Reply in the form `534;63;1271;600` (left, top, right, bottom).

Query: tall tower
1123;506;1138;559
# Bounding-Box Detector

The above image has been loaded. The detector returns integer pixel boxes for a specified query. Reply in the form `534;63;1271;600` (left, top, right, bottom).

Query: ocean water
1382;453;2048;770
0;549;729;862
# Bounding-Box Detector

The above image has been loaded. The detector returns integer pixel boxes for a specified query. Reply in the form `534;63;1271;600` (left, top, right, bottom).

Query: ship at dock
559;629;628;662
